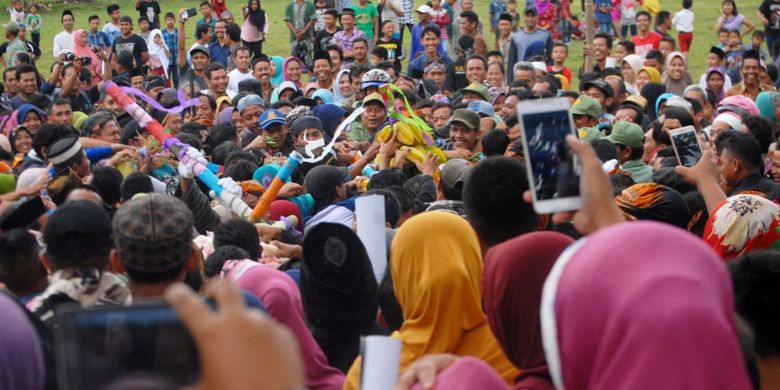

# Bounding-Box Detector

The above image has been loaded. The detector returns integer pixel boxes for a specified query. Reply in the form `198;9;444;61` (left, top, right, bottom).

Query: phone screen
672;129;701;167
56;303;200;390
522;109;580;202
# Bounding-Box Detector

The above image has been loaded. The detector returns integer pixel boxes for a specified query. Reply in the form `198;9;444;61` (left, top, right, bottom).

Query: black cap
304;165;348;201
238;78;263;95
44;200;112;258
524;6;537;15
145;76;165;90
290;115;323;138
583;79;613;99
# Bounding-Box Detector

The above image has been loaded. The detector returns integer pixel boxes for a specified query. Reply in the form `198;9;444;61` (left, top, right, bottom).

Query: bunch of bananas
375;121;447;166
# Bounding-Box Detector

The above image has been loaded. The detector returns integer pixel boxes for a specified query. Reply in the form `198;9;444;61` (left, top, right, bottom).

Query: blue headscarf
655;92;676;119
16;104;44;124
313;104;347;139
312;89;335;105
271;56;285;86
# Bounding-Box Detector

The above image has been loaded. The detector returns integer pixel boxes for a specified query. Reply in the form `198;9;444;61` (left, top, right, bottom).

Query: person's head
466;55;487;84
313;53;333;84
524;6;538;30
424;60;447;86
87;15;100;32
44;201;112;271
607;121;645;163
214;20;226;40
486;61;505;88
200;1;212;17
231;47;251;73
195;23;211;43
730;251;780;363
615;40;635;63
164;12;175;28
61;10;74;30
460;11;479;34
0;228;46;296
324;8;338;29
290;115;324;149
325;44;343;74
252;55;271;83
720;133;763;187
514;61;536;84
205;63;228;96
665;52;687;81
213;219;260;260
752;30;765;48
138;16;150;32
352;38;368;61
48;98;73;126
370;46;388;64
340;8;355;30
593;33;612;61
636;11;652;32
112;194;197;288
656;10;671;28
722;0;737;16
361;93;387;132
118;15;133;36
741;50;761;87
708;46;727;67
2;67;16;95
15;64;36;96
449;109;480;151
305;165;348;212
107;4;120;21
729;29;742;47
659;36;675;58
421;25;440;56
203;245;249;277
552;42;568;65
86;113;120;144
615;104;644;125
707;68;726;94
582;79;613;112
645;50;664;73
498;13;513;36
481;130;510;157
430;102;453;129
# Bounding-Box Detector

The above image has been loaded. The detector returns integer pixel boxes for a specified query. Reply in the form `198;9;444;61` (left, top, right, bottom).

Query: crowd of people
2;0;780;388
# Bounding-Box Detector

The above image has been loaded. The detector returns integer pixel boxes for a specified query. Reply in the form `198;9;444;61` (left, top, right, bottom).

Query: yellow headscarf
343;212;518;389
638;66;662;84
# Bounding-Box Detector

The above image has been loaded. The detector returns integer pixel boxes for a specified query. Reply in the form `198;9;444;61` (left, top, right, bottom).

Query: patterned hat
112;193;194;273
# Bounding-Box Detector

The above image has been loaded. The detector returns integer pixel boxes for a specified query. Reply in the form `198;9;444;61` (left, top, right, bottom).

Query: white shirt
53;30;74;58
672;9;694;32
227;68;254;97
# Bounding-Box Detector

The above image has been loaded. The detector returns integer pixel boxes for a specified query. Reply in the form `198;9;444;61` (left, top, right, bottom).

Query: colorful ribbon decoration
102;81;254;220
119;86;200;115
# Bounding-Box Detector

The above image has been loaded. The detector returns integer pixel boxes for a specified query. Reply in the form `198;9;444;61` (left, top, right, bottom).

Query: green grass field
29;0;764;88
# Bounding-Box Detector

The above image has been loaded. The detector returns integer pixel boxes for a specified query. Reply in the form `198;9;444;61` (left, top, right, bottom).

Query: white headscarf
332;68;353;104
147;29;170;79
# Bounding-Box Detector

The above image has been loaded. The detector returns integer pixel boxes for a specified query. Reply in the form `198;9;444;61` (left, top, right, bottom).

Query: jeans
621;24;637;38
557;19;573;43
599;22;613;36
768;34;779;59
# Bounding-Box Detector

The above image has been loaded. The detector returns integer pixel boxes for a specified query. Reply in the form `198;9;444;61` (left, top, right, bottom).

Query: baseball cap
188;44;210;58
259;109;287;130
416;5;433;14
305;165;349;201
607;121;644;148
467;101;495;118
624;94;647;110
570;95;602;118
524;6;538;15
362;92;386;108
583;79;613;99
237;94;265;113
450;108;480;131
4;21;20;33
440;159;472;191
577;126;602;142
44;200;113;260
461;83;490;101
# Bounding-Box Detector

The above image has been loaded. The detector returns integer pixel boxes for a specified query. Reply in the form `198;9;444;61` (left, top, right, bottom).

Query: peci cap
440;159;472;191
259;109;287;130
607;121;645;148
450;108;480;131
290;115;323;138
570;95;602;118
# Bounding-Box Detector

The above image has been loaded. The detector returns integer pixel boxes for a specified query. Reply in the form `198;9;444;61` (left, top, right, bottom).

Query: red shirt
631;32;662;59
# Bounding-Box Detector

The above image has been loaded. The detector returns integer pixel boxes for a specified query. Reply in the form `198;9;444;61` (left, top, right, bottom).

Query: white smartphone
669;126;702;167
517;97;582;214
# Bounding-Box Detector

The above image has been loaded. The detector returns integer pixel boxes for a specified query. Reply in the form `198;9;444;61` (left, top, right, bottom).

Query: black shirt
314;28;340;53
732;173;780;201
112;34;148;68
136;0;162;29
178;66;208;91
443;57;467;93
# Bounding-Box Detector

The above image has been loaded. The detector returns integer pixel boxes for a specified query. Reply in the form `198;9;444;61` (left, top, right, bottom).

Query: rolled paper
102;81;253;220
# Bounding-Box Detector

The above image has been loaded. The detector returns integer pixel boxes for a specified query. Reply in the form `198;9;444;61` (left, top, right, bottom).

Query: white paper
356;194;387;281
605;56;616;68
361;336;402;390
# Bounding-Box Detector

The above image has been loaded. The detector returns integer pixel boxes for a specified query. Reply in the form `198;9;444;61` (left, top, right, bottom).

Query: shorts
678;32;693;52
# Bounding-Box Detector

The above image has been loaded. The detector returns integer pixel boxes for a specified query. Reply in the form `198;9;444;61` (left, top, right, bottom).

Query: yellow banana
394;122;416;146
425;146;448;165
375;125;393;143
401;146;427;164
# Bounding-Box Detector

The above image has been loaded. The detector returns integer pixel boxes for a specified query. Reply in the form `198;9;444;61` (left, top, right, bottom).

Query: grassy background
30;0;763;87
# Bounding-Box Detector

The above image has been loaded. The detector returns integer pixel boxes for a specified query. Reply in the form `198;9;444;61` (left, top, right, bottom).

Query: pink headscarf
283;57;304;88
541;222;751;390
222;260;345;390
411;357;510;390
72;29;102;85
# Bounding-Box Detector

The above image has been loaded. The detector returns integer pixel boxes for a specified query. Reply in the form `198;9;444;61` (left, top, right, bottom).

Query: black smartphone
55;302;200;390
180;8;197;21
669;126;702;168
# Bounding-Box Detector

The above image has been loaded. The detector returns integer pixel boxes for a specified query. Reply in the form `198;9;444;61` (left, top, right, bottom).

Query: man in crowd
631;11;662;59
408;26;452;79
53;10;75;60
506;5;553;83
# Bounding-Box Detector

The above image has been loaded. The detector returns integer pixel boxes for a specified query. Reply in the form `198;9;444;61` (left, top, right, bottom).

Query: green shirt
348;120;372;142
285;0;316;42
351;3;378;40
26;14;41;34
622;159;653;183
6;38;26;67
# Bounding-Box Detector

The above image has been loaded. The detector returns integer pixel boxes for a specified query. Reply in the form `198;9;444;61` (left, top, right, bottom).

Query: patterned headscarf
704;194;780;260
615;183;691;229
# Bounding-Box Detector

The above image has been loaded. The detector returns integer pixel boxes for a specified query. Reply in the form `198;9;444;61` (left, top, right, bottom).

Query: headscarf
483;232;574;389
221;260;345;390
313;103;347;139
622;54;644;75
246;0;266;31
662;51;693;96
147;29;169;79
541;221;752;389
9;125;32;155
312;89;334;104
755;91;778;121
72;29;102;84
16;104;43;125
344;212;519;389
410;357;511;390
534;0;552;15
704;194;780;260
332;69;352;103
269;199;304;233
215;106;235;124
639;82;665;121
283;56;304;88
0;292;44;390
654;92;675;119
638;66;661;84
616;183;691;229
270;55;285;86
705;66;727;103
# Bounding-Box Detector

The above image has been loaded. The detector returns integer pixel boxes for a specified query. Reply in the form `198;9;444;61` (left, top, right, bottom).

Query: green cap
607;121;644;148
461;83;490;101
577;126;602;142
450;108;480;131
570;95;602;118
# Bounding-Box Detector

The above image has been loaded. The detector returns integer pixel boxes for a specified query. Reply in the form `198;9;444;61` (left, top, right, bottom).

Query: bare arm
59;59;81;98
743;17;756;35
177;13;187;69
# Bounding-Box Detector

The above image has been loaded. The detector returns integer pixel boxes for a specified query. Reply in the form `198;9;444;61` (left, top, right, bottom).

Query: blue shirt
208;41;230;67
488;0;507;28
196;16;217;43
594;0;613;23
87;30;111;50
410;21;445;62
407;53;453;78
162;28;178;64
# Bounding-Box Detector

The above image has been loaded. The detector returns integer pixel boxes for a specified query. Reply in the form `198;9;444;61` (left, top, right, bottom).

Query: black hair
325;44;343;61
682;0;692;9
538;75;560;96
88;14;100;23
460;10;478;25
270;100;294;110
753;30;766;39
120;171;153;201
368;169;405;189
594;32;613;49
180;121;208;138
340;8;355;17
363;189;401;228
165;12;175;19
645;49;664;62
91;166;123;206
466;54;488;70
746;115;775;153
684;97;702;114
715;129;738;155
325;8;339;18
205;62;226;80
61;9;73;22
730;28;741;37
560;90;580;100
206;123;238;153
616;142;645;160
204;245;250;277
371;46;388;60
636;10;652;22
482;130;510;157
767;63;779;84
385;185;414;216
421;25;441;39
663;106;694;127
138;16;149;24
617;40;635;54
378;268;403;332
226;23;241;42
661;35;676;49
617;103;644;125
722;0;738;16
33;124;73;158
463;157;538;247
591;138;620;162
656;10;671;25
223;159;258;181
214;219;260;260
0;228;42;294
15;64;36;81
199;1;211;8
175;132;203;151
211;141;241;165
723;132;763;172
352;37;368;47
704;88;717;108
730;251;780;358
350;63;370;80
195;23;210;40
224;150;262;167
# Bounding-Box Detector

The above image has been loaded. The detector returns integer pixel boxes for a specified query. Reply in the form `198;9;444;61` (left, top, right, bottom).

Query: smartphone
55;302;201;390
517;97;582;214
180;8;197;21
669;126;702;167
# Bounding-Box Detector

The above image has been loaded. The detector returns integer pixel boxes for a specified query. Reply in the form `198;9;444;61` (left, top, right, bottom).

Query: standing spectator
284;0;315;47
410;5;434;60
716;0;754;36
53;10;75;60
460;11;486;56
241;0;268;58
506;6;553;83
489;0;507;40
376;20;403;73
212;0;228;19
87;15;111;52
332;9;365;64
399;0;414;46
111;15;149;70
147;29;171;82
4;22;26;68
25;3;41;49
209;20;230;66
8;0;23;24
162;12;179;87
103;4;122;45
407;25;452;79
314;8;340;53
672;0;694;55
380;0;404;41
227;46;253;96
594;0;614;36
619;0;637;38
654;10;673;39
313;0;329;34
352;0;379;44
429;0;450;52
758;0;780;57
631;11;662;58
137;16;151;41
135;0;161;30
556;0;572;42
197;1;218;43
535;0;557;36
495;13;513;62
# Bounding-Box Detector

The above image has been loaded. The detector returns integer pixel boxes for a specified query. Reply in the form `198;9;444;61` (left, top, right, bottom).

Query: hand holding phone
669;126;702;167
180;7;197;21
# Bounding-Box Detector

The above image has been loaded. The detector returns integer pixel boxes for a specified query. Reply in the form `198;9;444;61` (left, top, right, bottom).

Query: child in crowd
430;0;450;52
9;0;23;24
725;29;749;68
506;0;520;31
489;0;507;40
314;0;329;33
547;42;572;83
377;20;403;73
212;0;227;19
752;30;769;60
26;3;41;48
671;0;694;54
716;28;729;49
619;0;637;38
